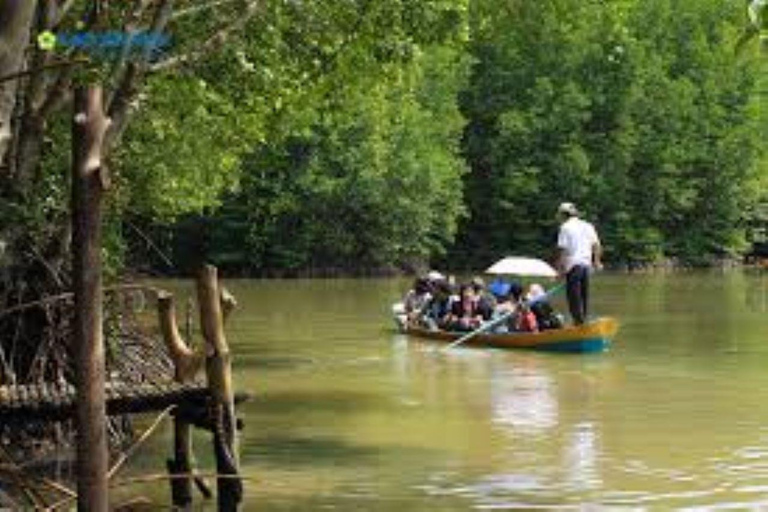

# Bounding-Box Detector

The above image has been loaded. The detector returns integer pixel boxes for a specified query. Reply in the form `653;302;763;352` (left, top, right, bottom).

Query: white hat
557;202;578;216
426;270;445;281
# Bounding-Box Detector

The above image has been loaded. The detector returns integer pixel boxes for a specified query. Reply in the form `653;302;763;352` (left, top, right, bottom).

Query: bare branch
104;62;140;154
150;0;262;72
172;0;243;20
0;57;87;86
106;0;158;100
36;65;75;120
104;0;175;153
108;406;175;479
24;0;58;111
53;0;77;27
146;0;176;52
124;219;175;269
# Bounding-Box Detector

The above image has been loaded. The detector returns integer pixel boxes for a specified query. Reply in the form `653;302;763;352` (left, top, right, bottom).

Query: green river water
121;271;768;510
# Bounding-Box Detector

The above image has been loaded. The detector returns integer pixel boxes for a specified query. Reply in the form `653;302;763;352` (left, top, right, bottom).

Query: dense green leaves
121;0;768;272
448;0;767;268
116;75;251;219
131;0;471;274
168;45;470;274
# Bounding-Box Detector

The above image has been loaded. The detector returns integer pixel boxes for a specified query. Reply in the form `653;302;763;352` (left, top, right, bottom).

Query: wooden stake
197;265;241;511
157;292;203;383
156;291;201;508
72;85;111;512
167;417;194;508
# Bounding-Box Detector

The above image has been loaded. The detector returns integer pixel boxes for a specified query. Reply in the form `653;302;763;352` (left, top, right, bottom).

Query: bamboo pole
109;406;175;480
197;265;241;511
72;85;111;512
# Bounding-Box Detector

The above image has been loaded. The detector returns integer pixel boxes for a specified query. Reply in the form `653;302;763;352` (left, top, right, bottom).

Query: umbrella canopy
485;256;557;278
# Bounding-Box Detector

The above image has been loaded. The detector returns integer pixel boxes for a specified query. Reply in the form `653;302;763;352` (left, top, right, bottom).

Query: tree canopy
450;0;766;269
2;0;767;279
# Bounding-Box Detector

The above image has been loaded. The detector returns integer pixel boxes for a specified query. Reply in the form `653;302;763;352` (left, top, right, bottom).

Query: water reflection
564;421;601;492
490;357;559;435
209;272;768;509
744;271;768;313
438;416;603;508
387;336;607;507
485;354;603;504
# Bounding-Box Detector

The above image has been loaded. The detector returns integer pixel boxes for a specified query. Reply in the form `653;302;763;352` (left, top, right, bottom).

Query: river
124;270;768;509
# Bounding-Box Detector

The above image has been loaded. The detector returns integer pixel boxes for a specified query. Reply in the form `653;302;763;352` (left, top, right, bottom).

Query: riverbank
128;257;768;280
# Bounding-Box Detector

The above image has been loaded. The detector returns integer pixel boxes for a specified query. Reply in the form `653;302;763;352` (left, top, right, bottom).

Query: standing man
556;202;602;325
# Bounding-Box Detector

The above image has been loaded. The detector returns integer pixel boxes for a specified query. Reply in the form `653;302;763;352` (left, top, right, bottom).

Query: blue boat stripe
538;338;608;353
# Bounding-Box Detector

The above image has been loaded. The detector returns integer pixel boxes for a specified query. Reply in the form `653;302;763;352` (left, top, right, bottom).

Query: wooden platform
0;266;246;509
0;381;211;423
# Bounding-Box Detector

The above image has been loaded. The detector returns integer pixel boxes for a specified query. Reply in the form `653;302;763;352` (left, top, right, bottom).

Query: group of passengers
396;272;563;334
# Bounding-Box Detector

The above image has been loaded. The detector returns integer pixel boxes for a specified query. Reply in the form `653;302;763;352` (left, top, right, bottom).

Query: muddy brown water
118;271;768;510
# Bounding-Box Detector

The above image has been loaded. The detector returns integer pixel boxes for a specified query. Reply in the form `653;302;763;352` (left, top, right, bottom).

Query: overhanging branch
104;0;174;153
0;57;88;86
149;0;262;72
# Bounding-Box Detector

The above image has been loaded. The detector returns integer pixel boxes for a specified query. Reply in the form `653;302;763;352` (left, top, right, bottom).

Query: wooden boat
404;317;619;353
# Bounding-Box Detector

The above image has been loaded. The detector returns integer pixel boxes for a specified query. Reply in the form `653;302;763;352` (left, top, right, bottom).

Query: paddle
442;282;566;351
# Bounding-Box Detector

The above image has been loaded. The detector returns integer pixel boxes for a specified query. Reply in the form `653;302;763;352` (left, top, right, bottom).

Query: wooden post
197;265;241;511
220;287;237;324
167;418;194;508
157;291;202;507
157;292;203;383
72;85;111;512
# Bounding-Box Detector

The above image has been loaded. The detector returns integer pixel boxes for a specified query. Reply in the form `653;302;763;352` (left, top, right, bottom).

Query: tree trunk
0;0;37;169
72;85;111;512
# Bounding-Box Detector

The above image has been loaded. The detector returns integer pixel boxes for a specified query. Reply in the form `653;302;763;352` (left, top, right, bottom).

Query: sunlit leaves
116;74;254;219
116;0;471;272
200;43;470;272
454;0;764;266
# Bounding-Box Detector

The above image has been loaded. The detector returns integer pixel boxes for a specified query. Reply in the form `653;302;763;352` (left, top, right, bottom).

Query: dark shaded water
122;271;768;510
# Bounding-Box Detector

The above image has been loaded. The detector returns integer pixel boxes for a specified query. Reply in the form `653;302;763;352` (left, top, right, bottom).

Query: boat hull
404;317;619;353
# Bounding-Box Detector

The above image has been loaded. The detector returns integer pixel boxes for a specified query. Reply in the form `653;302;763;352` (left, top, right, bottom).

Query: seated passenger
515;302;539;333
489;278;511;300
490;291;517;334
445;284;487;332
471;276;496;318
509;284;538;332
526;283;563;331
402;277;432;328
424;280;454;331
526;283;546;302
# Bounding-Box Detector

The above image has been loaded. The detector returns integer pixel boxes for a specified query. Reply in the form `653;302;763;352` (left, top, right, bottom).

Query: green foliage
7;0;768;281
199;45;470;273
135;0;472;274
450;0;765;268
115;74;251;219
112;0;768;273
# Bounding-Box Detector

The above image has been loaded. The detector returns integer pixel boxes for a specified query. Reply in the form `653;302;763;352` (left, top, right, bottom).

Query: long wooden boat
404;317;619;353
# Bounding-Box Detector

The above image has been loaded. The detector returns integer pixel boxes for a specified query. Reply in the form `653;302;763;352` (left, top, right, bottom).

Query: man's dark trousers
566;264;590;325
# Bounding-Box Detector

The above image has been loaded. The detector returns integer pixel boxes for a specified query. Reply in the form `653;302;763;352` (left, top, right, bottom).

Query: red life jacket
515;310;538;332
